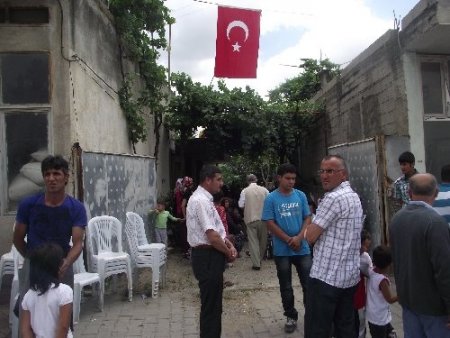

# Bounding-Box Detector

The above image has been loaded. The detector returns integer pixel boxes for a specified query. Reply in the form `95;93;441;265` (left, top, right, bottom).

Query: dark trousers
274;254;311;321
368;322;394;338
179;221;190;253
191;247;226;338
305;277;357;338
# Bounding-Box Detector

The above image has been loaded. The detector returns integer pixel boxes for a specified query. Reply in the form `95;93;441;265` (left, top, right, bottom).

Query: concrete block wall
325;30;408;147
299;30;413;199
301;30;410;181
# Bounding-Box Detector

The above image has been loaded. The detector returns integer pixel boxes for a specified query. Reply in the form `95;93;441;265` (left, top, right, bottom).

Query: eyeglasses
317;169;344;175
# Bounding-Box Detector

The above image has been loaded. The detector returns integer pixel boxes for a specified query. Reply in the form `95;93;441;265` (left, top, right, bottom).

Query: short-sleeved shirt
22;283;73;338
310;181;363;288
393;175;410;205
16;193;87;255
366;270;392;326
262;188;311;256
393;170;417;206
186;186;226;247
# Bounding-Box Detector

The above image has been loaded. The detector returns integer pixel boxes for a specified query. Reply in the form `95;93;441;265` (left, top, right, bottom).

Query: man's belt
192;244;214;249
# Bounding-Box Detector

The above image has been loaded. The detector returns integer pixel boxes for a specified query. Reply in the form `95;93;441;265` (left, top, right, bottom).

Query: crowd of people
9;152;450;338
159;176;247;260
184;153;450;338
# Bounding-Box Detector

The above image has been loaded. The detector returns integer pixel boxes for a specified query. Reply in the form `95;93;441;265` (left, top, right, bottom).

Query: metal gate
71;145;157;226
329;137;385;247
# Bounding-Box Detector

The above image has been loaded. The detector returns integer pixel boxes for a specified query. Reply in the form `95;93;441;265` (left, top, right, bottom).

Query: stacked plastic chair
10;246;22;338
0;247;14;293
86;216;133;302
125;212;167;298
73;251;103;323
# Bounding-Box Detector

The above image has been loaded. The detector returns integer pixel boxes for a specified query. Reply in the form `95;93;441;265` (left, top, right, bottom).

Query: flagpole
209;76;214;86
168;23;172;86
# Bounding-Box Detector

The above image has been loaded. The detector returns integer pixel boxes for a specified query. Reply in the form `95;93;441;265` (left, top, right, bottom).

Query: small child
21;242;73;338
149;199;183;246
366;245;398;338
353;229;373;338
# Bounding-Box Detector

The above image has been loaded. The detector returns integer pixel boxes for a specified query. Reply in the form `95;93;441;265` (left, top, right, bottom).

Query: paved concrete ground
0;245;404;337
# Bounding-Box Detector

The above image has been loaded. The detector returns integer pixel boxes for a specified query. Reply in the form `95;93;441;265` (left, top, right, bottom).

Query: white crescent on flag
226;20;249;41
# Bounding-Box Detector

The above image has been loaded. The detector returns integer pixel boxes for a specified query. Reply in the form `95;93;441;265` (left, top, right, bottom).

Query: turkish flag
214;6;261;78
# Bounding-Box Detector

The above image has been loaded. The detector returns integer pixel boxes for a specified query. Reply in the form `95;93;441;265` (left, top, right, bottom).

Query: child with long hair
20;242;73;338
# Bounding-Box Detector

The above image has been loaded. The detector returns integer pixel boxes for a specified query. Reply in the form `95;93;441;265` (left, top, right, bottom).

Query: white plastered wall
402;52;426;173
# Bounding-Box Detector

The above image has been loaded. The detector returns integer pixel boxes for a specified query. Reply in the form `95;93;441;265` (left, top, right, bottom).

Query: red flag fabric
214;6;261;79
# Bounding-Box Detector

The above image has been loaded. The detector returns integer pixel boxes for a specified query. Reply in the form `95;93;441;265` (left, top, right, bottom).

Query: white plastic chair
0;247;14;293
86;216;133;302
73;251;103;324
10;246;22;338
125;212;167;298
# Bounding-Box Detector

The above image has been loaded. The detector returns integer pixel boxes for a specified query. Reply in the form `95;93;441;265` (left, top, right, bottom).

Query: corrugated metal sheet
81;151;157;226
329;138;383;246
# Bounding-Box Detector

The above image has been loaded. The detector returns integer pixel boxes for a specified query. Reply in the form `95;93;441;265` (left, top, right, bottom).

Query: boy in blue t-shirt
262;163;312;334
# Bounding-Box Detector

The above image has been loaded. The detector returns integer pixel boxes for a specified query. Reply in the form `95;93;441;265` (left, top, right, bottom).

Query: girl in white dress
20;242;73;338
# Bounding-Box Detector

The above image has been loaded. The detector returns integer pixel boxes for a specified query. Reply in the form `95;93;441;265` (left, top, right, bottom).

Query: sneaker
284;317;297;333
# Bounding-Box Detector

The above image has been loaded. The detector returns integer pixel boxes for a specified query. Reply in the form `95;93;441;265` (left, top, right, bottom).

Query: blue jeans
274;254;312;321
305;277;358;338
402;306;450;338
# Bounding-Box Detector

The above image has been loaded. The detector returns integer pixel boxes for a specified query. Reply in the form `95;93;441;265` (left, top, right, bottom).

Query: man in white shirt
186;165;237;338
238;174;269;270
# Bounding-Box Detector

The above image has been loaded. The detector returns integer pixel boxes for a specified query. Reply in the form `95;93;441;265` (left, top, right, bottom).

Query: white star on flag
232;42;241;52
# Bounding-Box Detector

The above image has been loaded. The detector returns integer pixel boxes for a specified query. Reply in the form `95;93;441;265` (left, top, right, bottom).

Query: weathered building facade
301;0;450;246
0;0;171;253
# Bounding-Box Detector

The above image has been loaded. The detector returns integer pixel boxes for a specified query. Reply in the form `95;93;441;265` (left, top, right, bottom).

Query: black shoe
388;331;397;338
284;317;297;333
251;266;261;270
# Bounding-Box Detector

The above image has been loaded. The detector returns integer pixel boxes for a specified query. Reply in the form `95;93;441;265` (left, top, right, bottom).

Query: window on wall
5;111;48;210
5;112;48;211
420;56;450;118
9;7;49;24
0;7;49;24
0;52;50;213
0;53;50;104
0;8;5;22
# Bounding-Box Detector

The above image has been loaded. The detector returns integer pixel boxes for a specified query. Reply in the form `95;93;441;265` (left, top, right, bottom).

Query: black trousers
305;277;358;338
191;247;226;338
368;321;394;338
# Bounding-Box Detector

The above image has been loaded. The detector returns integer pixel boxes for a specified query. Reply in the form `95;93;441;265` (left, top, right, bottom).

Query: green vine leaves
165;58;338;167
109;0;174;152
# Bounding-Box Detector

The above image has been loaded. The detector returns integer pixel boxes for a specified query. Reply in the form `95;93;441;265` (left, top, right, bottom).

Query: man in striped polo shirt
433;164;450;227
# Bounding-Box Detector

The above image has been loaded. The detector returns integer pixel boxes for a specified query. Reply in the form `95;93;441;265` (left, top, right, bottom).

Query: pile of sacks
8;149;47;202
